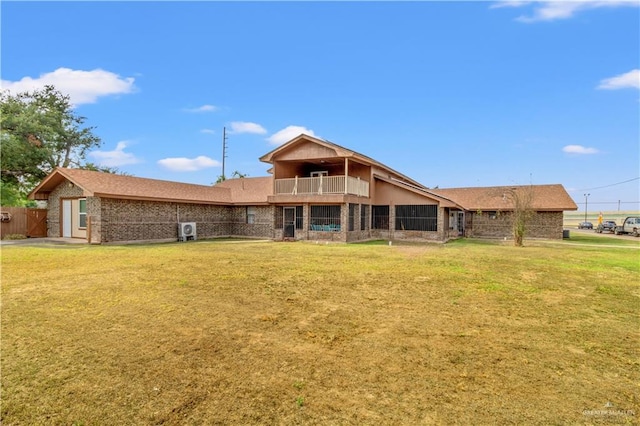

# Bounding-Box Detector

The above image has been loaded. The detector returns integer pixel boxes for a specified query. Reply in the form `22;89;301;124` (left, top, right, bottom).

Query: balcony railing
274;175;369;197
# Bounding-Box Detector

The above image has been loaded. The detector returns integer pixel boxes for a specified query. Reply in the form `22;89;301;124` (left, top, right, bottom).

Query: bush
3;234;27;240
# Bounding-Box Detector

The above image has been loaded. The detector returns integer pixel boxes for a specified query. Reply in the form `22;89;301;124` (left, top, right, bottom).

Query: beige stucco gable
273;140;342;161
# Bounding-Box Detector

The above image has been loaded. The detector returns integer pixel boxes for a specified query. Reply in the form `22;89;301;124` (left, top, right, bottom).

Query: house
431;185;577;239
29;134;577;244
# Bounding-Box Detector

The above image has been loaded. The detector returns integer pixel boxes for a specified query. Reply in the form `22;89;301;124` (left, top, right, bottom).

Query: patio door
283;207;296;238
62;199;72;238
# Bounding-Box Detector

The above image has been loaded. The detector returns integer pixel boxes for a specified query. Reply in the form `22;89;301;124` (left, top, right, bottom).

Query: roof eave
95;193;233;205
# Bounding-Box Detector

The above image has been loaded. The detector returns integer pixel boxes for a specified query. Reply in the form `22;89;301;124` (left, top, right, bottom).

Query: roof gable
259;134;353;163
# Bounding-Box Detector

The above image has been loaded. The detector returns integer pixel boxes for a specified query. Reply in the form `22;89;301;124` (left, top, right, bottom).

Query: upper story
259;134;449;206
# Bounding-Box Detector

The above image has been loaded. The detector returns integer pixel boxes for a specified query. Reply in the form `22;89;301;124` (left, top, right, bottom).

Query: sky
2;1;639;212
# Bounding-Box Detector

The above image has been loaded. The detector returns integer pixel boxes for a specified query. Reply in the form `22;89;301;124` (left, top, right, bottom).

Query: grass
1;238;639;425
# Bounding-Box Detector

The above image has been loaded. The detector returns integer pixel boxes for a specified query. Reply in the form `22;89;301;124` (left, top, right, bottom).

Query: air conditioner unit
178;222;197;241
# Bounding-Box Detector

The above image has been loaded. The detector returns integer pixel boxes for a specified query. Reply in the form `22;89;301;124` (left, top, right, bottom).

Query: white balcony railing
274;175;369;197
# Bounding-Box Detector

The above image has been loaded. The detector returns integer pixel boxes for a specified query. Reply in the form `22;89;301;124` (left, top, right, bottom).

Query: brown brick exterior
466;211;564;239
95;199;274;243
48;186;275;243
46;182;87;237
46;179;564;243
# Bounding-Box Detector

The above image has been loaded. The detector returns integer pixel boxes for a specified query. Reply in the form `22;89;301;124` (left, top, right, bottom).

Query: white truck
614;216;640;236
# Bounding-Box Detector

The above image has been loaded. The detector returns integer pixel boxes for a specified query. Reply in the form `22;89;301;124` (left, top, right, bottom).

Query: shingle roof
30;168;232;204
431;184;578;211
214;176;273;204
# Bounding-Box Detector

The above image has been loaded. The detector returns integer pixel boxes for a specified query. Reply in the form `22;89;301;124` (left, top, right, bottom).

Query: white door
62;200;72;238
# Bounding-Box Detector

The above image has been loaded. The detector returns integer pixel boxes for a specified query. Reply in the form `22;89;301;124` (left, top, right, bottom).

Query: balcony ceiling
280;157;348;166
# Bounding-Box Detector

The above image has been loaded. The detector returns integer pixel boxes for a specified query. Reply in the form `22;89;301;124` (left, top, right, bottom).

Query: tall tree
1;85;102;202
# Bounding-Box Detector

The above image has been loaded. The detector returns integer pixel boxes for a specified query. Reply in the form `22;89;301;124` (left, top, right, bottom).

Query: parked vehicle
596;220;616;233
578;221;593;229
614;216;640;236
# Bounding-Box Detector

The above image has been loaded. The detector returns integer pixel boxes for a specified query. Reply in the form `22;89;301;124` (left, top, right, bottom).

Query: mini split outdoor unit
178;222;197;242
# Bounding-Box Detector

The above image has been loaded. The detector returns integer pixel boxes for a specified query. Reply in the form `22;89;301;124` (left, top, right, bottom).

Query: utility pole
222;126;228;180
583;193;590;223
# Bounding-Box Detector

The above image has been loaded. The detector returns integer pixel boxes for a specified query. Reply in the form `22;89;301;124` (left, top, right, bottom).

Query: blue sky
2;1;639;211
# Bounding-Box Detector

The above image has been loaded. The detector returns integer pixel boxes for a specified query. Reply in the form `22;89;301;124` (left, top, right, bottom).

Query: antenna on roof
222;126;228;180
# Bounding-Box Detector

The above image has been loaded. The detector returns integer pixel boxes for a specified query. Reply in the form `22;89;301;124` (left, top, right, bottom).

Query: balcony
274;175;369;197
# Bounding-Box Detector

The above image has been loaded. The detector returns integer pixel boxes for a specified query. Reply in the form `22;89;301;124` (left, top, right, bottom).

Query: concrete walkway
0;237;87;247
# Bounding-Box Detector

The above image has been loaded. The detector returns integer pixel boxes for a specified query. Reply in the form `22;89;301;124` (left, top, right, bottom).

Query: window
310;205;341;231
372;205;389;230
246;206;256;224
395;205;437;231
310;171;328;178
79;198;87;228
360;204;369;231
348;204;357;231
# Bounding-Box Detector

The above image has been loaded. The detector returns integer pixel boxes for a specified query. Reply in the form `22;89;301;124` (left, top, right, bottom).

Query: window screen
360;204;369;231
310;205;341;231
395;205;437;231
372;205;389;230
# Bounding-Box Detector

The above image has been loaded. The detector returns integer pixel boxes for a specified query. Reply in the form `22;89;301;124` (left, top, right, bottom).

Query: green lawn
1;238;638;425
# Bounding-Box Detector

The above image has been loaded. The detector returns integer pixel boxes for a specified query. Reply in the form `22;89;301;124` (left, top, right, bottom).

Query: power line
578;201;639;205
576;177;640;191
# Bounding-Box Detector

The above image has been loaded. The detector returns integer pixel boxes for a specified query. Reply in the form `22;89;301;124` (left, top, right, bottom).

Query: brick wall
98;198;233;242
467;211;564;239
47;182;86;237
227;206;275;238
46;181;565;243
88;197;101;243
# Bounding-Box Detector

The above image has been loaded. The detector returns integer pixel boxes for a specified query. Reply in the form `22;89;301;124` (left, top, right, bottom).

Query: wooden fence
0;207;48;239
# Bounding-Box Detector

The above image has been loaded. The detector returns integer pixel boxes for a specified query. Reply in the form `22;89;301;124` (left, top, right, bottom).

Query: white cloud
157;155;220;172
184;104;218;113
562;144;599;155
229;121;267;135
267;125;316;145
201;129;216;134
491;1;639;22
0;68;135;106
490;1;532;9
89;141;141;167
597;69;640;90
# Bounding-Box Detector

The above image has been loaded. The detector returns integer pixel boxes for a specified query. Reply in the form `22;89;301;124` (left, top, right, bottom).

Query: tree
504;186;535;247
214;171;247;185
1;85;102;202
